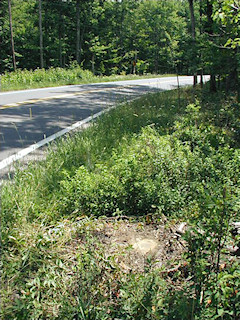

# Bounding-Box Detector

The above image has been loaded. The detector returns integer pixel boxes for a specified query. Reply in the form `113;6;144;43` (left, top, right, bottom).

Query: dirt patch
92;217;186;272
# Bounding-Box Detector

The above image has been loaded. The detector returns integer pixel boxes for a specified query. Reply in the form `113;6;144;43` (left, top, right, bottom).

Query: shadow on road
0;84;166;160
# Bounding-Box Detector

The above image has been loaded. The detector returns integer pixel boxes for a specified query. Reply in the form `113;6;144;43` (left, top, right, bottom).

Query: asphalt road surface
0;76;209;163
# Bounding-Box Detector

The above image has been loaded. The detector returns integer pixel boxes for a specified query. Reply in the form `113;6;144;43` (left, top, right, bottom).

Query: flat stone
132;238;158;255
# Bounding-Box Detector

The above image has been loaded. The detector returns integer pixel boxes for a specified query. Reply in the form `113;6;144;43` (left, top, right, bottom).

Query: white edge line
0;76;193;96
0;108;107;171
0;77;165;96
0;75;211;171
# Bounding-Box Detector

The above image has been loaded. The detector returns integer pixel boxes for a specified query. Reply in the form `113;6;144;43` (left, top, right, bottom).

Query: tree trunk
133;52;137;75
188;0;197;86
63;13;66;68
39;0;44;68
76;0;81;64
226;48;239;100
8;0;16;71
119;0;125;68
206;0;217;92
189;0;195;39
200;72;203;88
59;10;63;67
210;75;217;92
91;53;95;74
199;0;204;88
237;48;240;102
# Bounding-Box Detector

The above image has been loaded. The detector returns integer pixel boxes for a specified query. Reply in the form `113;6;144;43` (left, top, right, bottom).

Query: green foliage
58;121;240;223
1;0;188;75
1;0;239;94
1;88;240;319
1;65;94;91
59;128;190;217
213;0;240;48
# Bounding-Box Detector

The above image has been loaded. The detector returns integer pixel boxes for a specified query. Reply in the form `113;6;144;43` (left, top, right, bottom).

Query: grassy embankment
0;66;174;92
1;85;240;319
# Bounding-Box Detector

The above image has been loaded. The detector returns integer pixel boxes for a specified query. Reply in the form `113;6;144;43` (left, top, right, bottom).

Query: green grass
1;86;240;319
0;65;175;92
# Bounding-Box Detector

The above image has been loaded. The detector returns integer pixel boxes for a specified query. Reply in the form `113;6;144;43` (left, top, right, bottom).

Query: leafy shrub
59;125;240;221
59;127;189;217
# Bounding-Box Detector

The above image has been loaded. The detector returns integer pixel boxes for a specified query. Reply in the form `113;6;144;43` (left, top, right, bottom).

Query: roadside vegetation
1;86;240;319
0;65;174;92
1;0;239;318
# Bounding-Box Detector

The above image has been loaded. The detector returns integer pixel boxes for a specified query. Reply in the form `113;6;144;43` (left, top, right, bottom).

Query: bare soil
91;217;186;273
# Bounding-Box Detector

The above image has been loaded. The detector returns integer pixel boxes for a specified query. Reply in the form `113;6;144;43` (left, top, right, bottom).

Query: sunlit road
0;76;209;163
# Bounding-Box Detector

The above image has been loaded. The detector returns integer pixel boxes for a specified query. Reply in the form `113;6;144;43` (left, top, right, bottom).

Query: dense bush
1;66;95;90
59;120;240;220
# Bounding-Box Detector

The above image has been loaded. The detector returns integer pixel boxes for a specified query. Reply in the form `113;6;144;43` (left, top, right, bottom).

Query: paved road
0;76;209;163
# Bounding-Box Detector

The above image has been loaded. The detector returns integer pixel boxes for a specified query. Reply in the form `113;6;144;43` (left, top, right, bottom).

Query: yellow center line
0;86;133;110
0;79;177;110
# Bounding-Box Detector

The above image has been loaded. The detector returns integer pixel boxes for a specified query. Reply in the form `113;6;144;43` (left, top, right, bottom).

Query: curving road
0;76;209;166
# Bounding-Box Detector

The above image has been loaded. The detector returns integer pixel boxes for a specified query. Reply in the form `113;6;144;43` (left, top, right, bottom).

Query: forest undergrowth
1;86;240;319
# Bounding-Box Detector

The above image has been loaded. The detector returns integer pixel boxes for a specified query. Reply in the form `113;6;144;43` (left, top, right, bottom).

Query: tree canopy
1;0;239;93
